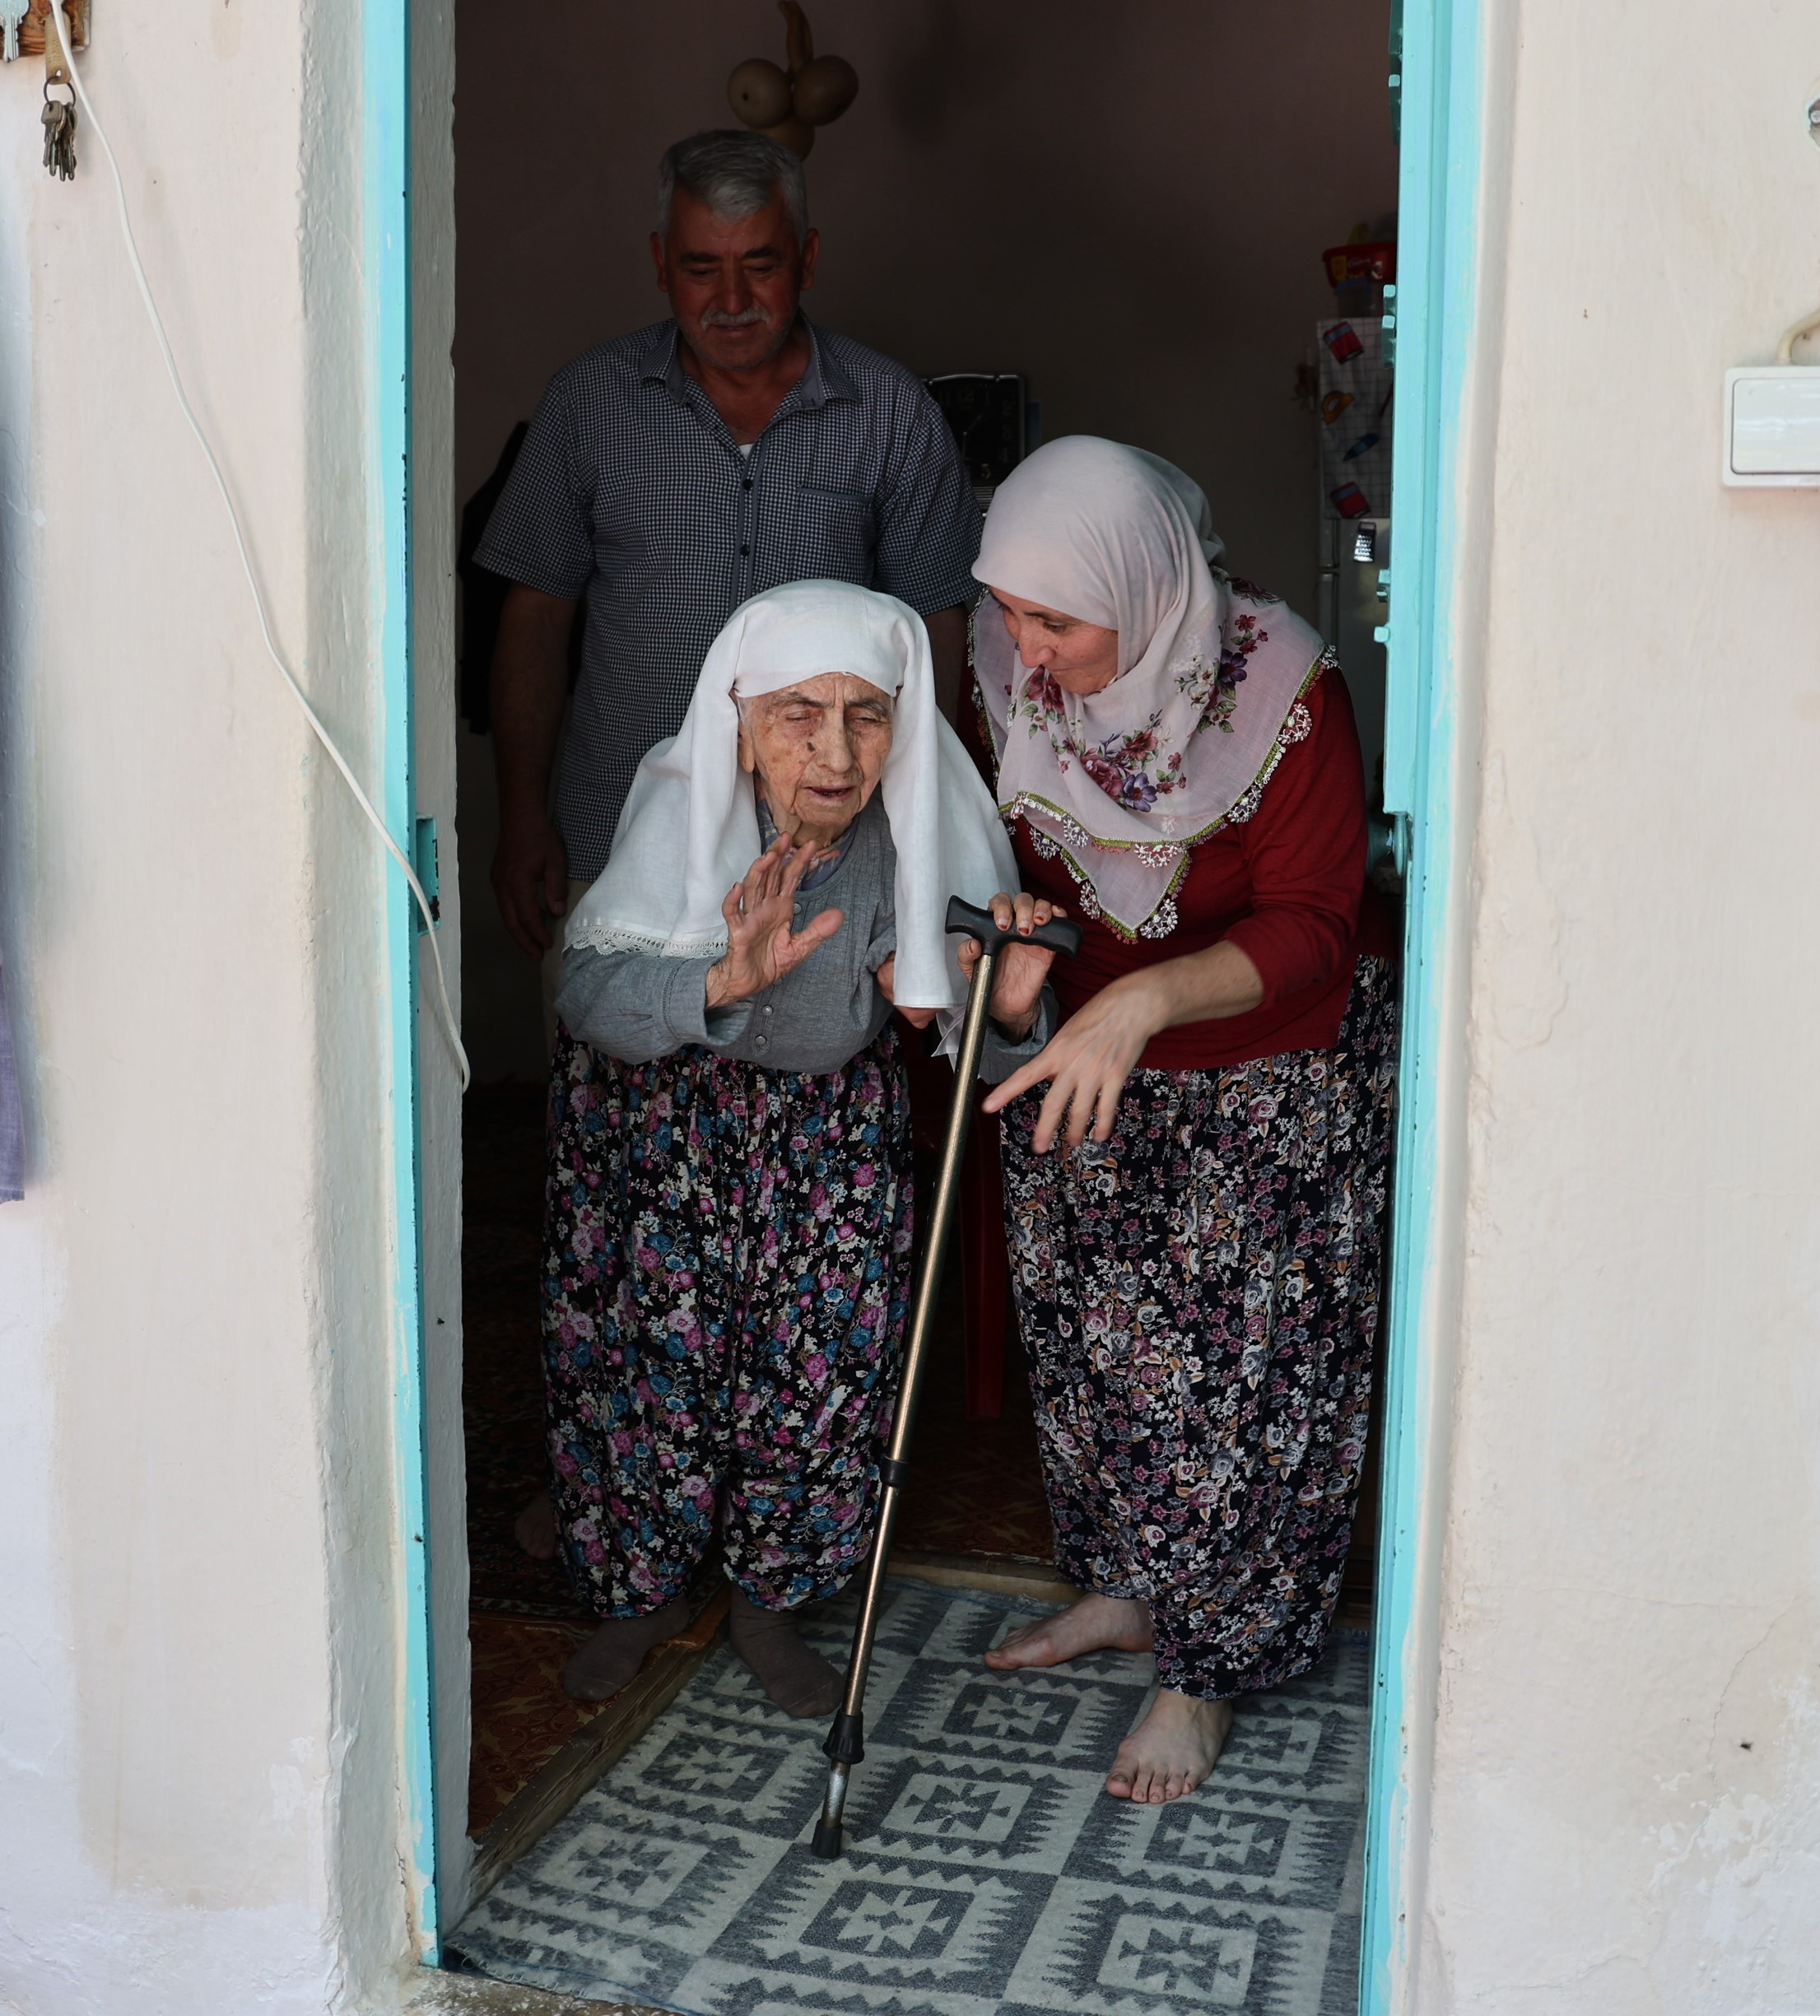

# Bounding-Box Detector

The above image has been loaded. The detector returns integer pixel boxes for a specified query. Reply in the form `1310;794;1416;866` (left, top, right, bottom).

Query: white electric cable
47;0;471;1092
1776;305;1820;363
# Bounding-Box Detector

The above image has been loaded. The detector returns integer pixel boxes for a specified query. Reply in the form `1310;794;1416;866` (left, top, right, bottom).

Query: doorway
384;2;1483;2009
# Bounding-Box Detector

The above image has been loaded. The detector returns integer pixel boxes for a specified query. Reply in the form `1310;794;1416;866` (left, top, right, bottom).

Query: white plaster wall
1414;2;1820;2009
0;0;447;2009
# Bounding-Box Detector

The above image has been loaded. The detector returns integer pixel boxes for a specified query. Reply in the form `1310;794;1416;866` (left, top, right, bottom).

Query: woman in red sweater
961;437;1398;1806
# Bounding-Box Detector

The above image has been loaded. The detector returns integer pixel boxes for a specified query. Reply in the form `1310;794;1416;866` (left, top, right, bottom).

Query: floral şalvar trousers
1000;955;1398;1701
541;1025;914;1618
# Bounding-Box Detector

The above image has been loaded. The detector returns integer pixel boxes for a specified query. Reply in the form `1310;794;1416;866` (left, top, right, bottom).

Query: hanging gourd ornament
727;58;792;129
726;2;859;161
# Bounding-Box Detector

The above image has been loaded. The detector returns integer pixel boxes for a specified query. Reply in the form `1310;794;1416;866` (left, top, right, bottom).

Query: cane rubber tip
810;1819;844;1860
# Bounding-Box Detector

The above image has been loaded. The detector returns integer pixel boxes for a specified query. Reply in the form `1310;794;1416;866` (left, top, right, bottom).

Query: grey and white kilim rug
450;1581;1369;2016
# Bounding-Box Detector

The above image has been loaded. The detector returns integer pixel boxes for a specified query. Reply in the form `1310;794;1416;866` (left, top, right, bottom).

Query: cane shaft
833;945;998;1720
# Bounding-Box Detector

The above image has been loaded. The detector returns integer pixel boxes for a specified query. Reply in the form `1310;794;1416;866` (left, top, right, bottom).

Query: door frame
368;0;443;1966
1363;0;1485;2009
373;0;1487;1991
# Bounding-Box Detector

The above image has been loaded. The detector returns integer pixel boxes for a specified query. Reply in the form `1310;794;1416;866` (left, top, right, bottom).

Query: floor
449;1581;1369;2016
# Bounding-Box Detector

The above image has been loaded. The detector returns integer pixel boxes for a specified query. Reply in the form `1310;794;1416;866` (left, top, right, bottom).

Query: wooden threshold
465;1588;730;1907
887;1545;1073;1605
412;1969;658;2016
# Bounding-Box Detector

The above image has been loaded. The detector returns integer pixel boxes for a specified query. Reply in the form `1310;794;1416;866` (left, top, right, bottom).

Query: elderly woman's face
737;673;895;849
988;588;1121;696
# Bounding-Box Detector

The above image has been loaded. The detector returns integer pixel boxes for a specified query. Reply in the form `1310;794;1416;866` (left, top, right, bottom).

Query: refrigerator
1315;314;1392;815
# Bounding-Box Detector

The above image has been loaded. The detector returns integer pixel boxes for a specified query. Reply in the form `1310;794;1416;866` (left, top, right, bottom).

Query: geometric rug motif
449;1582;1369;2016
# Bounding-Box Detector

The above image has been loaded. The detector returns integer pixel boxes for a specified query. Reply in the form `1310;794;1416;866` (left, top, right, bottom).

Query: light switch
1724;367;1820;487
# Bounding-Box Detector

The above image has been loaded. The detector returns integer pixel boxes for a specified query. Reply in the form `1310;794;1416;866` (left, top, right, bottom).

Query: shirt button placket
738;443;757;589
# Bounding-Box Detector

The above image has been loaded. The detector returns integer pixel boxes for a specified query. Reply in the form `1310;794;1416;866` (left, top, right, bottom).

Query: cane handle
944;895;1083;960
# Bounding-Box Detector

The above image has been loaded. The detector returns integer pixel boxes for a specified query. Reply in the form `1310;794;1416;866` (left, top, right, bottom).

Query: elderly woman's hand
706;834;844;1007
957;892;1068;1041
873;957;937;1029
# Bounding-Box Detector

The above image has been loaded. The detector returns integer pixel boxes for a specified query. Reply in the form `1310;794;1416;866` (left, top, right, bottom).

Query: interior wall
451;0;1399;1080
1417;1;1820;2008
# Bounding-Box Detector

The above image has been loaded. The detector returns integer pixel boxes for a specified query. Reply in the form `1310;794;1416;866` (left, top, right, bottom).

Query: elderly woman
961;438;1398;1804
545;580;1022;1716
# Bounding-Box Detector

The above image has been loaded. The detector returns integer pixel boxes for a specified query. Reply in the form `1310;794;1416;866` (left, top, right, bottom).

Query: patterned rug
449;1581;1367;2015
468;1613;593;1836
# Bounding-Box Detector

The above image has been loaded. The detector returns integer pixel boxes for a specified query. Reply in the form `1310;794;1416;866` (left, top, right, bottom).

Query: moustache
700;307;772;329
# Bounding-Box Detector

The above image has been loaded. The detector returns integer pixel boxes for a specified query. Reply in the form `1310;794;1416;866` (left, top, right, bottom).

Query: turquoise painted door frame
372;0;1483;1990
366;0;443;1967
1363;0;1483;2008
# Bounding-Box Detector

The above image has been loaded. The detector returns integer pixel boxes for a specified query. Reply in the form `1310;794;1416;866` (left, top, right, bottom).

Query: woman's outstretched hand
980;938;1267;1152
957;892;1068;1041
981;971;1162;1151
706;834;843;1006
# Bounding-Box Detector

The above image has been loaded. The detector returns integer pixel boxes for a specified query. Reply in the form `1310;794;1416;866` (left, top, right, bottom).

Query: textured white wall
1415;4;1820;2010
0;0;456;2009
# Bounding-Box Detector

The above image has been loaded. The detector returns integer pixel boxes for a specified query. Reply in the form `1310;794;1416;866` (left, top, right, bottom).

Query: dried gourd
726;2;857;159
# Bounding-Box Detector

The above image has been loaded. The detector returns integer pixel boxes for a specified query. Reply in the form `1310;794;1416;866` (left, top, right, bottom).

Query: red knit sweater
997;667;1396;1071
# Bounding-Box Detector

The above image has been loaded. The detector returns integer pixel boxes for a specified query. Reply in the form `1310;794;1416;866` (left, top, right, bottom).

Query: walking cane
811;894;1082;1860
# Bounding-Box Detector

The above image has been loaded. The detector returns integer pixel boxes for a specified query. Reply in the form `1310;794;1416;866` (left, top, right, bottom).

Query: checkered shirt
476;317;982;878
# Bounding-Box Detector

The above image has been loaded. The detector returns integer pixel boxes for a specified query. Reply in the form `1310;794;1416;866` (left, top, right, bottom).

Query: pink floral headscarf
972;436;1331;941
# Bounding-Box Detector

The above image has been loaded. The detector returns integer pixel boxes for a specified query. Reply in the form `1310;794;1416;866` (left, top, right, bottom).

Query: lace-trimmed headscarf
972;436;1330;941
566;580;1017;1013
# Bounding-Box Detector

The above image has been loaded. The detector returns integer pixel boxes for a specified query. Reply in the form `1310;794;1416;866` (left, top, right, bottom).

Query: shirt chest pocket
793;484;877;582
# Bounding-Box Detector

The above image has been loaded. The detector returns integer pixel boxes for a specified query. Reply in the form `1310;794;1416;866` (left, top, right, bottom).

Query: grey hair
656;129;809;245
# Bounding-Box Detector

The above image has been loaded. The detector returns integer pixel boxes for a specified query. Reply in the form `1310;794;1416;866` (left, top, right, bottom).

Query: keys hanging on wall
0;2;28;64
37;0;80;181
41;82;74;180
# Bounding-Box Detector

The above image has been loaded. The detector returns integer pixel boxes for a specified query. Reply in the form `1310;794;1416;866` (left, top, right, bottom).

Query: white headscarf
972;436;1328;941
567;580;1018;1012
1131;448;1226;566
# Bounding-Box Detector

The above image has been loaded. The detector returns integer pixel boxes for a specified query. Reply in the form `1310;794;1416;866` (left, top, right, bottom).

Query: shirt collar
640;316;860;413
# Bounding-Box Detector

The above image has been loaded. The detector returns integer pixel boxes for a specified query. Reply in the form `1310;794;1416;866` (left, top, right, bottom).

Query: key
0;0;26;63
41;92;74;180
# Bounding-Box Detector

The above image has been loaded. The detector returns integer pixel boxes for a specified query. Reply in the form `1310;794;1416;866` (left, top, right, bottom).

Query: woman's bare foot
514;1492;559;1561
983;1592;1153;1671
1105;1688;1234;1803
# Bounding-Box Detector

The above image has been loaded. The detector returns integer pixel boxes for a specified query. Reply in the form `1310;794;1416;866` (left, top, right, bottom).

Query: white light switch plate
1724;366;1820;487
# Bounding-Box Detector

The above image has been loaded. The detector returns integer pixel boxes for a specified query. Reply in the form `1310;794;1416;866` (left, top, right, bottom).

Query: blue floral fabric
541;1023;914;1616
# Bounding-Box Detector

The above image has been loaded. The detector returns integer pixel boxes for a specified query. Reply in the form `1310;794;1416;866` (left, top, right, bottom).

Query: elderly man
478;130;980;1681
480;128;980;964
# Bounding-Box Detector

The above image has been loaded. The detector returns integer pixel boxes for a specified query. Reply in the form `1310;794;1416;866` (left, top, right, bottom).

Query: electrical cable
1776;304;1820;364
47;0;471;1092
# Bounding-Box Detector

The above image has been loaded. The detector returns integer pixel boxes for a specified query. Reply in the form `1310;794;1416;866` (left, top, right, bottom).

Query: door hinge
413;817;441;932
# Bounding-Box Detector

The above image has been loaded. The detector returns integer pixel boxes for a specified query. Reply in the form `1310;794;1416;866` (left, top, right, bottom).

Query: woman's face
737;672;895;851
986;588;1121;696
